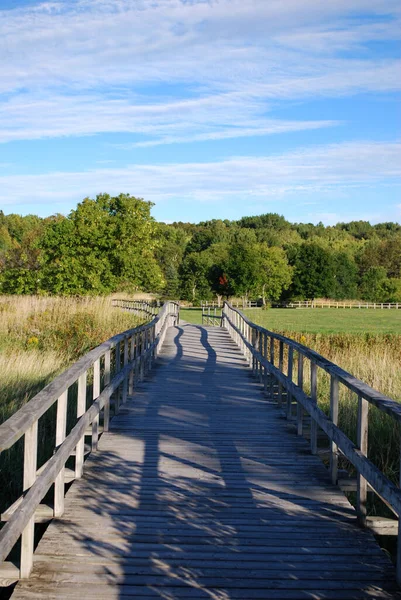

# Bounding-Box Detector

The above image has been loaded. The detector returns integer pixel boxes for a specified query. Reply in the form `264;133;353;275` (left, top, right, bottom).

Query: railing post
356;395;368;526
20;421;38;578
140;330;145;381
104;350;111;431
251;328;257;376
263;333;268;395
75;371;87;478
278;341;284;407
330;376;339;484
92;359;100;451
397;439;401;585
129;335;135;396
297;353;304;436
269;337;275;400
122;336;129;405
54;389;68;517
310;362;317;454
286;347;293;420
115;341;121;414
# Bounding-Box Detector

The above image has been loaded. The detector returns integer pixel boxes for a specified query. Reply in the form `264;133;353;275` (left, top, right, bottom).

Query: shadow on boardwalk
13;325;400;599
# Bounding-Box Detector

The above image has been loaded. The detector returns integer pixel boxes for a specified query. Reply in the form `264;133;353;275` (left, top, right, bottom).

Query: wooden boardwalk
12;324;400;599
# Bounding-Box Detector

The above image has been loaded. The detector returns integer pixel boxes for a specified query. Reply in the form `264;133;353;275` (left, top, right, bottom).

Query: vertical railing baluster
297;353;304;436
140;330;145;381
75;371;87;478
104;350;111;431
397;440;401;585
251;328;256;376
115;341;121;414
54;390;68;517
92;359;100;451
278;341;284;407
357;395;368;525
269;337;275;400
310;362;318;454
263;333;268;395
257;331;262;382
286;346;294;420
20;421;38;578
129;335;135;396
330;376;339;484
122;336;129;405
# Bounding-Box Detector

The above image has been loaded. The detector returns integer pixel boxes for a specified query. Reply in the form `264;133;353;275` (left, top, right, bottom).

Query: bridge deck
12;324;400;599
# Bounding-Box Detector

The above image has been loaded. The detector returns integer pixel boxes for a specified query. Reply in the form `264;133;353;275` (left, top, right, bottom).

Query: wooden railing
111;298;160;317
202;306;223;327
222;301;401;583
0;301;179;586
201;300;260;309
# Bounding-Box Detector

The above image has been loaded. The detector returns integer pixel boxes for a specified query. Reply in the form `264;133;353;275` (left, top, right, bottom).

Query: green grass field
181;307;401;334
245;307;401;334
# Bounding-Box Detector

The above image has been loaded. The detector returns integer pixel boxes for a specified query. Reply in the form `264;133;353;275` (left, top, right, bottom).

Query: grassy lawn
180;308;207;325
244;307;401;335
181;306;401;334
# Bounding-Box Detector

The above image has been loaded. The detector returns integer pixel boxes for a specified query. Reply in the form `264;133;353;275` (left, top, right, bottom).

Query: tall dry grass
279;331;401;485
0;295;143;424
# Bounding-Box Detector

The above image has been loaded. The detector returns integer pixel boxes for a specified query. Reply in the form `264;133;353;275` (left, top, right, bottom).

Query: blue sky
0;0;400;225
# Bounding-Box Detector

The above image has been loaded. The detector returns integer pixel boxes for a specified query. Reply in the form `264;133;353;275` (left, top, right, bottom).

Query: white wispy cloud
0;141;399;210
0;0;399;144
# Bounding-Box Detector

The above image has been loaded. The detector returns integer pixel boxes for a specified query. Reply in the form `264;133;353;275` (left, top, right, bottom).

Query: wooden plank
0;562;19;587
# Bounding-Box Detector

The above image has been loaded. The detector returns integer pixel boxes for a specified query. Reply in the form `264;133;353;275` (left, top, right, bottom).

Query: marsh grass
0;295;142;424
0;295;145;517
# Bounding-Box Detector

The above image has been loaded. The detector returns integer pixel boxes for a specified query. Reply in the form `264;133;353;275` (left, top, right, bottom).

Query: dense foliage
1;194;401;302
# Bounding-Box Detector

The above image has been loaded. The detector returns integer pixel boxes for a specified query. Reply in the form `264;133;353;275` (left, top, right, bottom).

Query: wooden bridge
1;300;401;599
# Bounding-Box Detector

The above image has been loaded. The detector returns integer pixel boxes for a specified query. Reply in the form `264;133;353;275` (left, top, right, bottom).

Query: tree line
1;193;400;304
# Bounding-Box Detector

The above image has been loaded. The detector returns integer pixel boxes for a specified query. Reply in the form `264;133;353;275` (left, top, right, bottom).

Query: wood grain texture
12;324;400;599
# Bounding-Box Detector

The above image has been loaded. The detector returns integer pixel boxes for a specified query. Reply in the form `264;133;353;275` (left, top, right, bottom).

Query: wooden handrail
0;300;179;584
222;300;401;583
0;301;178;452
222;303;401;422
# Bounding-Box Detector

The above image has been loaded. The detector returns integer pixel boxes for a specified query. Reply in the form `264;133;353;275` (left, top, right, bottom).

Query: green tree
257;245;293;303
289;243;336;299
359;267;395;302
332;253;358;299
179;252;213;302
39;194;163;295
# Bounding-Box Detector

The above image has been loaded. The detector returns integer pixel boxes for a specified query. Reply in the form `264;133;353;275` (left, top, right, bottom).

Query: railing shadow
28;323;398;599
